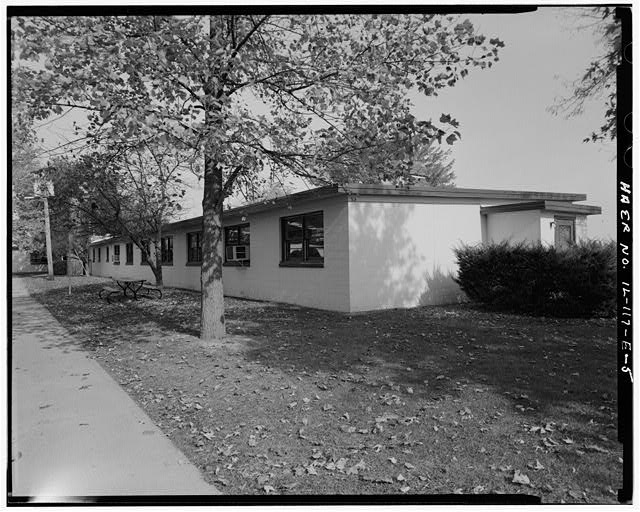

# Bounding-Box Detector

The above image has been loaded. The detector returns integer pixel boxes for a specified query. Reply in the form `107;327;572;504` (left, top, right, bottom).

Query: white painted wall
90;196;351;311
348;200;483;311
89;244;156;282
157;232;201;290
540;212;555;246
575;215;588;242
485;210;542;245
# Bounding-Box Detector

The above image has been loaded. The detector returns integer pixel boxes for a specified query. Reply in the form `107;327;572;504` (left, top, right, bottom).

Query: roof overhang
89;184;598;244
480;200;602;216
340;183;587;202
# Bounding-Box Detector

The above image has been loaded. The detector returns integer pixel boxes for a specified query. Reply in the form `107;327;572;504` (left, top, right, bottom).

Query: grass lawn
19;275;621;502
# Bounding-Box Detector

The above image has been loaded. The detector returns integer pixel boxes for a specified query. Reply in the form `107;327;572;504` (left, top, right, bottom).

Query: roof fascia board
343;183;586;202
222;184;341;218
480;200;601;215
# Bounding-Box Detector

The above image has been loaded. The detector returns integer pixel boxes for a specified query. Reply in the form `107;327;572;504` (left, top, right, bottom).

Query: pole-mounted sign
33;179;54;198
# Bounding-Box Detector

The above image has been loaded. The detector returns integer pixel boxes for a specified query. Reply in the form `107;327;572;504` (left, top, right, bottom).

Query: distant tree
235;137;456;203
12;146;89;274
13;14;504;339
410;140;456;186
43;141;199;286
550;7;621;142
12;147;44;252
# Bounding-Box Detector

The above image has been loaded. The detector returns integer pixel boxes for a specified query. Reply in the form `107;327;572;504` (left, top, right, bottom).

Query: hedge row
454;241;616;318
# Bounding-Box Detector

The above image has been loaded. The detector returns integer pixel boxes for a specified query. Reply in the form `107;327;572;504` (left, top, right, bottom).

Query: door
554;217;575;249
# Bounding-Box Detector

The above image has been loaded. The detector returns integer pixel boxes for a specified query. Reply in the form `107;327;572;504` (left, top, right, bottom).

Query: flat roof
90;183;596;244
339;183;587;202
480;200;602;216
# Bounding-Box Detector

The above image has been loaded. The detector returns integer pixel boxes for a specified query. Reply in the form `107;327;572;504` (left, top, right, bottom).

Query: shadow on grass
22;277;617;434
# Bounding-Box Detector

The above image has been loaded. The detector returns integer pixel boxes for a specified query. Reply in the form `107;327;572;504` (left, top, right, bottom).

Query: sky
28;6;618;240
412;6;617;240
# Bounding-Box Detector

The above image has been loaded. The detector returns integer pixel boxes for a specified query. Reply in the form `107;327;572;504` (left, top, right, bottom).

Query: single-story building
89;183;601;312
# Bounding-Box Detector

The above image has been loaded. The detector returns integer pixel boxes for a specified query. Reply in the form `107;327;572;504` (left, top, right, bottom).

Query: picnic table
115;279;146;300
99;279;162;303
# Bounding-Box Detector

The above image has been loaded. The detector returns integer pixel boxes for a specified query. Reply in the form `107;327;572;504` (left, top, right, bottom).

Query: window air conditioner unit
226;245;250;262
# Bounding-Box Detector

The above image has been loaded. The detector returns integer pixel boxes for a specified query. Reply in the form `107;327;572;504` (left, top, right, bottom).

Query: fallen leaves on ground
21;276;621;501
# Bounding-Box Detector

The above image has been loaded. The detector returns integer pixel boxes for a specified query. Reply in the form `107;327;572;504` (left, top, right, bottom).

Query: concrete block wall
221;196;351;311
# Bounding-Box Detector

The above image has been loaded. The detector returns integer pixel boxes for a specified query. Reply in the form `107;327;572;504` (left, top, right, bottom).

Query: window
106;246;109;262
187;232;203;264
97;247;101;262
555;217;575;250
126;243;133;265
161;236;173;265
140;240;150;264
30;251;47;265
113;244;120;264
92;248;95;263
281;211;324;266
224;224;250;265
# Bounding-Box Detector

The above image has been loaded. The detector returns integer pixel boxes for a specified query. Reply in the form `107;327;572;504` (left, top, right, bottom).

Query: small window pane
188;232;202;263
161;236;173;264
306;214;324;244
235;246;247;259
286;241;303;260
307;243;324;259
239;226;250;245
226;228;239;245
285;218;303;240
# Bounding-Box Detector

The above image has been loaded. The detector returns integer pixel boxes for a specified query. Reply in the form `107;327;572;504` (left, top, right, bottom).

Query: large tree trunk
150;260;163;287
200;151;226;340
200;14;227;341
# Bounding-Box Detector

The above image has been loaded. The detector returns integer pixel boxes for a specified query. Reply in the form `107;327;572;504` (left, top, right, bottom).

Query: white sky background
30;6;617;240
413;6;617;240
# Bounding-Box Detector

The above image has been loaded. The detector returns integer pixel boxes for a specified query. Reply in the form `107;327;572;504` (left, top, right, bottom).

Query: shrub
454;240;616;318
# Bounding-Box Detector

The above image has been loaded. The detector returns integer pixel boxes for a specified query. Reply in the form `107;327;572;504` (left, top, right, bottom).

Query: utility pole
42;196;54;280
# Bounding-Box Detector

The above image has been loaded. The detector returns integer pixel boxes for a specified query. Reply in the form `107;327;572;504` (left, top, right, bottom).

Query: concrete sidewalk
10;277;219;499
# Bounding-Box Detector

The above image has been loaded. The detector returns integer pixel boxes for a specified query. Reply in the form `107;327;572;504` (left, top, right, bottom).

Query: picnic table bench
98;286;122;304
140;282;162;299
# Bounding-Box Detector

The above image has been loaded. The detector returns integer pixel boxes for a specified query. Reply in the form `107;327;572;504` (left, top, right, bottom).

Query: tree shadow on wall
348;202;423;309
418;265;467;306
